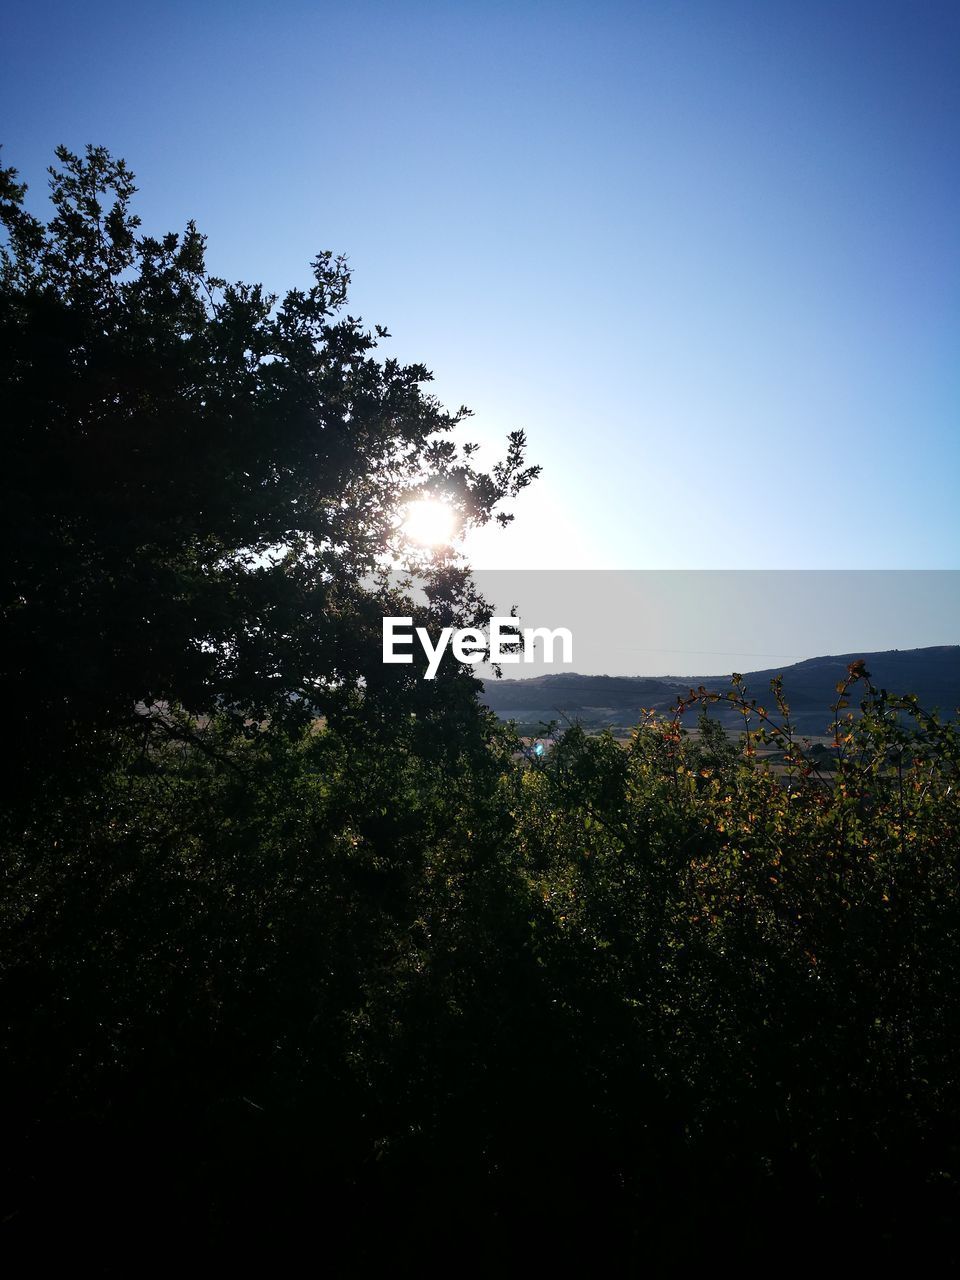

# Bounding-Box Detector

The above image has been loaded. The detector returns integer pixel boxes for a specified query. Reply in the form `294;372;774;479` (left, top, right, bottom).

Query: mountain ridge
480;645;959;733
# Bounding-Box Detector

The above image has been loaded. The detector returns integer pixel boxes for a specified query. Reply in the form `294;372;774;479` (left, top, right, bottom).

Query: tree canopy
0;145;537;762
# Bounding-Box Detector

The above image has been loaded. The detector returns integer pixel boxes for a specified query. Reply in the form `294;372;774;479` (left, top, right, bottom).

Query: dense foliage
0;145;536;783
2;149;958;1270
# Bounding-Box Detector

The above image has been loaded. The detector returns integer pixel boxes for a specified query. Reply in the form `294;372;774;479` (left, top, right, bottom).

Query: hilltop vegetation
2;147;959;1270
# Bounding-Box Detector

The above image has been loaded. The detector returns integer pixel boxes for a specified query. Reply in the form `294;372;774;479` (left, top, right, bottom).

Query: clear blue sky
2;0;958;570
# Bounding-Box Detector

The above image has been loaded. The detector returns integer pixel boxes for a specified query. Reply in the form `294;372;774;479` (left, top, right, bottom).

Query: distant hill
480;645;960;734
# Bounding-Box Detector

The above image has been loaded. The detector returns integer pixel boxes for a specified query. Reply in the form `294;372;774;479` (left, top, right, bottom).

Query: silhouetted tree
0;145;537;782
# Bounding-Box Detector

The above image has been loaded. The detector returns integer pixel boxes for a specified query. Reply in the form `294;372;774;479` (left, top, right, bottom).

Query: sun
402;498;458;548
